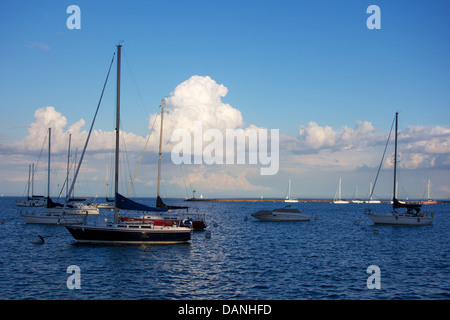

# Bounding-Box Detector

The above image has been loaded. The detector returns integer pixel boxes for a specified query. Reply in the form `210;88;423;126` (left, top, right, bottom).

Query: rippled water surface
1;197;449;299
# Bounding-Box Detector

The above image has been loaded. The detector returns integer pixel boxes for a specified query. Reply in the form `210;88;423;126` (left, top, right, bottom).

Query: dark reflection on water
1;197;449;299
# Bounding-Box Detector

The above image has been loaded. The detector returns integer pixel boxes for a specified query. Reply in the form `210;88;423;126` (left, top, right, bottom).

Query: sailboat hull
21;212;85;225
66;223;191;244
16;199;47;207
369;213;434;226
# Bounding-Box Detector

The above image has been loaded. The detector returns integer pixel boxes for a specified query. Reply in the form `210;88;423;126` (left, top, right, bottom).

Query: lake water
0;197;449;300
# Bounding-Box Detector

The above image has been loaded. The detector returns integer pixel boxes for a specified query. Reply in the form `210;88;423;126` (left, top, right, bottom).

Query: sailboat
20;128;86;225
118;98;207;230
95;164;115;209
333;178;349;204
54;133;99;215
66;44;191;244
284;179;298;203
422;179;437;205
366;182;381;204
15;164;47;207
367;112;434;225
351;185;364;204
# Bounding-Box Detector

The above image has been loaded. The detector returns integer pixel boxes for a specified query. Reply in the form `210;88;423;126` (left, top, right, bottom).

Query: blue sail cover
115;193;168;212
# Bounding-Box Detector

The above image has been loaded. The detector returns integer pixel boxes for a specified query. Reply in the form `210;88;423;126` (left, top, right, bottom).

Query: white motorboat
251;205;310;221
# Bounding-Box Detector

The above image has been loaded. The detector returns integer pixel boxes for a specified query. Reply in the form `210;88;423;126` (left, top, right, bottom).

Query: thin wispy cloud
24;41;50;51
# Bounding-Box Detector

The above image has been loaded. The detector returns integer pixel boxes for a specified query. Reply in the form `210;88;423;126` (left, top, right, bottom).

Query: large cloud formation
3;75;450;198
149;75;244;148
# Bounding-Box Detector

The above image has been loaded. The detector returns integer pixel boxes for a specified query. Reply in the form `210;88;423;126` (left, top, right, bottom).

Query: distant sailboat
422;179;437;205
366;182;381;204
95;164;114;209
367;113;434;225
351;185;364;204
284;179;298;203
333;178;349;204
15;164;46;207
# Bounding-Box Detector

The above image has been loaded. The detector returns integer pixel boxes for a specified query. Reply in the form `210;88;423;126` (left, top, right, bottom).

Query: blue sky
1;0;450;199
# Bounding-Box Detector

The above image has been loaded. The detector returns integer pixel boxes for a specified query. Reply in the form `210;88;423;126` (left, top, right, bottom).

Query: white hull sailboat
251;206;310;222
422;179;437;205
21;211;85;225
368;211;434;226
20;128;88;225
351;185;364;204
367;113;434;226
16;163;46;207
333;178;349;204
284;179;298;203
366;182;381;203
16;197;46;207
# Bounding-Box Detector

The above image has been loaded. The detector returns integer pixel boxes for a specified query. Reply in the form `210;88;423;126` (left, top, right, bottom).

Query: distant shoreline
3;195;448;204
185;198;450;204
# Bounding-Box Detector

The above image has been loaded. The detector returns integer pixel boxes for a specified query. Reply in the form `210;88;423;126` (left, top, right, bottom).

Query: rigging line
370;114;396;201
126;105;161;197
122;47;150;118
34;129;49;178
118;121;134;196
65;52;116;203
179;164;190;198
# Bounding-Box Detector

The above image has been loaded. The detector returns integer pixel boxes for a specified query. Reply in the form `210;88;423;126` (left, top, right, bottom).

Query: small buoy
314;216;319;220
205;230;212;239
32;235;45;244
373;229;379;234
353;220;360;225
244;216;248;221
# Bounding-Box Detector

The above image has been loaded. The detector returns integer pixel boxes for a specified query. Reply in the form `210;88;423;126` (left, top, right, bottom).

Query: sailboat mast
157;98;165;199
288;179;291;199
339;178;342;201
393;112;398;212
114;44;122;221
48;127;51;200
27;164;31;199
66;133;71;198
31;163;35;197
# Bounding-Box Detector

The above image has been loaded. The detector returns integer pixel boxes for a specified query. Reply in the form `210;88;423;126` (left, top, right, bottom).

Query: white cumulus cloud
149;75;244;148
297;120;379;151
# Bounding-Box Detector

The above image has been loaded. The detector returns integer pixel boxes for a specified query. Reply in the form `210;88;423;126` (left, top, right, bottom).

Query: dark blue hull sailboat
66;44;191;244
66;222;191;244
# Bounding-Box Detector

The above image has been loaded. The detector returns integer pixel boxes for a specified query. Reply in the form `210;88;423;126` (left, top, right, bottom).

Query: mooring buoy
32;235;45;244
